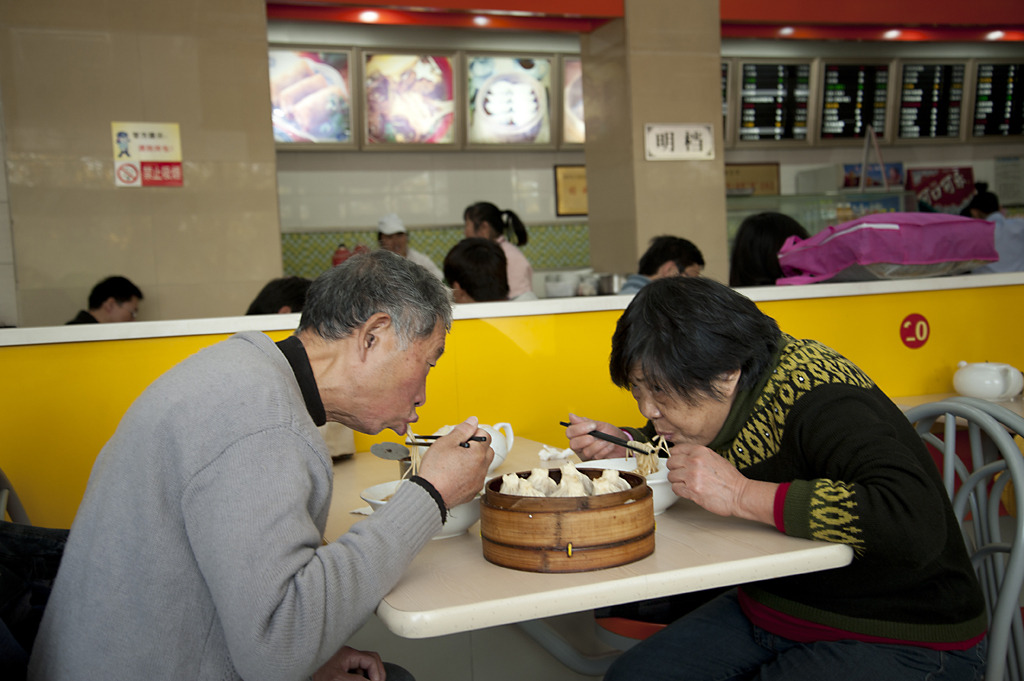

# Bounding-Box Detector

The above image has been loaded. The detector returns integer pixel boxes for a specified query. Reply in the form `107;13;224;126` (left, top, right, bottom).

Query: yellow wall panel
3;284;1022;528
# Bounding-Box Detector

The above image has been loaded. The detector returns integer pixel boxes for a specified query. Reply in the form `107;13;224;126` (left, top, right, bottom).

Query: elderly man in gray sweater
29;251;493;681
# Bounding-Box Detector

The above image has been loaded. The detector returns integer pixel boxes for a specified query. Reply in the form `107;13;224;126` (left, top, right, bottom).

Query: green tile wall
282;223;591;280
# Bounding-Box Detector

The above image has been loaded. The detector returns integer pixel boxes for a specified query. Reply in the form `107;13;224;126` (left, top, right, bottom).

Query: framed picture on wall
466;54;555;148
561;56;585;147
269;47;355;148
362;52;458;148
554;165;588;216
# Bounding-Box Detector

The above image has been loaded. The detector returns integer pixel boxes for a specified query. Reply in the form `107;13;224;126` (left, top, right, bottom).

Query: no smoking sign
115;161;140;187
900;313;930;349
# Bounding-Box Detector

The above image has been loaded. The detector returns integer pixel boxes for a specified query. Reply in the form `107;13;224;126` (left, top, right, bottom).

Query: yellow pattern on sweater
723;338;874;550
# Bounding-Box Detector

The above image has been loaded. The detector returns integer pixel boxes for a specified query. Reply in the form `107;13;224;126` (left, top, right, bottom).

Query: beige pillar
0;0;283;327
582;0;728;282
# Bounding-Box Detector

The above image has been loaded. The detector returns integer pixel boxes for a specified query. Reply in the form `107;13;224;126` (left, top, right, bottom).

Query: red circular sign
116;163;139;184
900;313;930;349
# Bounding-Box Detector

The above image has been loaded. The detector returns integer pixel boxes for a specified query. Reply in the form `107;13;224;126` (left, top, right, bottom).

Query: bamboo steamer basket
480;468;655;573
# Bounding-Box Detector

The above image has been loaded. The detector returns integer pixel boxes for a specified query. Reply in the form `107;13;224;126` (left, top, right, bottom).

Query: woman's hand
313;646;385;680
564;413;632;461
666;444;778;525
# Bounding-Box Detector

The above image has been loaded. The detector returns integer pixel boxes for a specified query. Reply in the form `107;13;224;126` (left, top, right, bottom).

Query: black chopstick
405;435;487;449
558;421;655;456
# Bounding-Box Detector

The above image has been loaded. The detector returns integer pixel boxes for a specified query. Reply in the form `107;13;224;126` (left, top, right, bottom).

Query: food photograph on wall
269;48;353;144
467;55;553;145
363;53;456;146
562;57;584;145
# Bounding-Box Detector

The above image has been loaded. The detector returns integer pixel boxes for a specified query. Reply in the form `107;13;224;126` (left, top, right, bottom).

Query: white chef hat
378;213;406;235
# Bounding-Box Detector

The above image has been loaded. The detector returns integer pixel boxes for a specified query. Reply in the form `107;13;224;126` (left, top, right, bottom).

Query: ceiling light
883;29;901;40
473;16;490;26
359;10;379;22
778;26;794;36
986;30;1005;40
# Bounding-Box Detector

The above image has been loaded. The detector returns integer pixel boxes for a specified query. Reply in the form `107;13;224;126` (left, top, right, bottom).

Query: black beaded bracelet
408;475;447;524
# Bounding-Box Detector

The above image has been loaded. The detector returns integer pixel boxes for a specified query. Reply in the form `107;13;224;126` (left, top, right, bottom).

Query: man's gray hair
298;250;453;346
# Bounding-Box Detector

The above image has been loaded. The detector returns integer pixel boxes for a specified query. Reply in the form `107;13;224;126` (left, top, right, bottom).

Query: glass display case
726;190;918;247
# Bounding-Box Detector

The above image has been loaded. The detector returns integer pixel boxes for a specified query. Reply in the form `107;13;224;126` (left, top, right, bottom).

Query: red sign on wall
900;313;930;349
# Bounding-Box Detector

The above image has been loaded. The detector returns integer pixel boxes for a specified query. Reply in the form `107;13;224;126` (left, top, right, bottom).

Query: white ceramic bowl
580;457;678;515
359;480;481;539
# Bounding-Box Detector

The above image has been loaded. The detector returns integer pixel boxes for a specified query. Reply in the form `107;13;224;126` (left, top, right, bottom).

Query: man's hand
313;646;385;681
564;413;631;461
417;416;493;508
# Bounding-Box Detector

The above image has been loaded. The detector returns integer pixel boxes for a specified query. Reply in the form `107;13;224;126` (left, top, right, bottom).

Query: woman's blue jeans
603;590;986;681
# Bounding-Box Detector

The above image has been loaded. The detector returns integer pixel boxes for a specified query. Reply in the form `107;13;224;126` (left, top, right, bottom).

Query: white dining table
326;436;854;639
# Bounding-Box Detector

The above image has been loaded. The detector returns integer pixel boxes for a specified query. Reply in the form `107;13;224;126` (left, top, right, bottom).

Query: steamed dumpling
499;472;524;495
499;472;544;497
527;468;559;496
552;461;594;497
591;469;631;495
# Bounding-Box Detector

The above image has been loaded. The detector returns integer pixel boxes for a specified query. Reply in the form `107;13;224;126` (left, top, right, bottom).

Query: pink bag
776;212;997;285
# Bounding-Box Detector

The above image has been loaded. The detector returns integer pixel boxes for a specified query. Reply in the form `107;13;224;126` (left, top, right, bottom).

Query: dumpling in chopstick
527;468;559;496
552;462;595;497
590;469;632;495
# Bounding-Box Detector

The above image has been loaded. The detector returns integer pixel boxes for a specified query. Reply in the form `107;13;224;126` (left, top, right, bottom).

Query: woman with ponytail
463;201;534;298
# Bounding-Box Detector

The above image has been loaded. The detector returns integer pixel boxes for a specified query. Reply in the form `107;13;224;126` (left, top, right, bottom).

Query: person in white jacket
377;213;444;280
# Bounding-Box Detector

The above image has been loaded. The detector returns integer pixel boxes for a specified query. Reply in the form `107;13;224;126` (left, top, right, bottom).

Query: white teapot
953;361;1024;401
430;422;514;473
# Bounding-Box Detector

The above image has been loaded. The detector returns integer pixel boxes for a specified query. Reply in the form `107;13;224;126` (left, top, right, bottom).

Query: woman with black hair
729;211;809;287
564;276;986;681
463;201;534;298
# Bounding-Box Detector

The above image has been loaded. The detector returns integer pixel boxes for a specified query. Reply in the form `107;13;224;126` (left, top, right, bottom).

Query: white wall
277;149;586;231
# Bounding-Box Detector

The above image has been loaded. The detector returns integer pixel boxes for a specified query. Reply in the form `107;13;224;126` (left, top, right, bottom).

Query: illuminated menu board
820;63;889;140
972;62;1024;137
738;62;810;142
722;62;729;120
898;62;965;140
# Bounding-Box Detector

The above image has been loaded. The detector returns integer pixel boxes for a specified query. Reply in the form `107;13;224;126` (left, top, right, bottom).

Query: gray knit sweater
29;331;441;681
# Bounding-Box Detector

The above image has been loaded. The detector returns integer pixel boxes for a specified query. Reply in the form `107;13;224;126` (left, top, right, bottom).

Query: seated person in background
443;238;513;303
463;201;534;299
565;276;987;679
377;213;443;279
31;251;494;681
564;276;986;681
245;276;312;315
618;235;704;295
65;275;143;324
968;183;1024;274
729;211;809;287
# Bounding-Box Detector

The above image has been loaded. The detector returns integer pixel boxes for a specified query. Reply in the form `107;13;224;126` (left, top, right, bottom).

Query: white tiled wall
276;150;587;232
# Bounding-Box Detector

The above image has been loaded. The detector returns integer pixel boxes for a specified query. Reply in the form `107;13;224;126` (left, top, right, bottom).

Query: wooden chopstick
558;421;656;456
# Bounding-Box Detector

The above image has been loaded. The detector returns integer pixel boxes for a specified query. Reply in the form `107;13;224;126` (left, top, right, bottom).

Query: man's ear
356;312;391;360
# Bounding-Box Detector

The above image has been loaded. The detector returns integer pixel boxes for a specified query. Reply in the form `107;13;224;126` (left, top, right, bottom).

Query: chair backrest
905;398;1024;681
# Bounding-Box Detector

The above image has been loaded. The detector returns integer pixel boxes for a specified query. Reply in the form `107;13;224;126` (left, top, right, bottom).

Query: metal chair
905;398;1024;681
